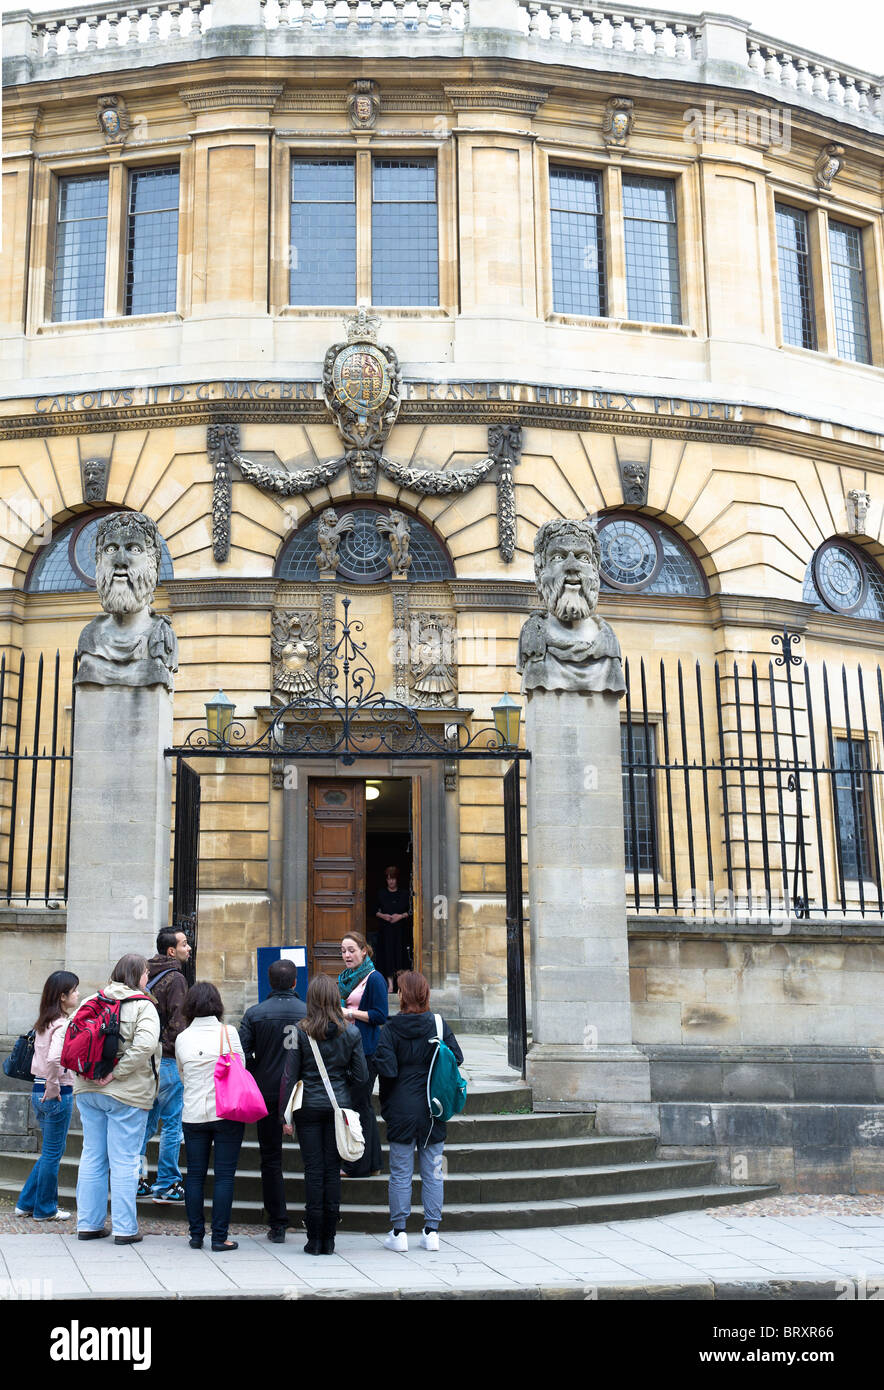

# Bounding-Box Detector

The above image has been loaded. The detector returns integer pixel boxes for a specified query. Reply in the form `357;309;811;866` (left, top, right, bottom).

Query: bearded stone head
535;518;601;624
94;512;161;616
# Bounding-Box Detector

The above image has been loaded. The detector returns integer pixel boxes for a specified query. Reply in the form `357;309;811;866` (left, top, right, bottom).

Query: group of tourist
13;927;462;1255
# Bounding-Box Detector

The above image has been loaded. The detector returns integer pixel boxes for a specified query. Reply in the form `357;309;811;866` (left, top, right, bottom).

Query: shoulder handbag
3;1029;36;1082
214;1024;268;1123
306;1034;365;1163
283;1026;304;1124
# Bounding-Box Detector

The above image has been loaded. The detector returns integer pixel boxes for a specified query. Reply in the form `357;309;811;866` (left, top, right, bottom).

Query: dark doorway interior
365;778;413;984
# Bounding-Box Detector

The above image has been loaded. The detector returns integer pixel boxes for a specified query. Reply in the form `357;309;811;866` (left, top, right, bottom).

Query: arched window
276;506;454;583
598;515;706;596
25;512;174;593
803;539;884;620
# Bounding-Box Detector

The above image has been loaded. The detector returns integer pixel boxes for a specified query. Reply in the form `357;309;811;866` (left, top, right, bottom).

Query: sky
9;0;884;74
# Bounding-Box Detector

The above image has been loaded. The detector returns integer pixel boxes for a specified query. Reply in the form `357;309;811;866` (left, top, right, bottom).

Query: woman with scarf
337;932;387;1178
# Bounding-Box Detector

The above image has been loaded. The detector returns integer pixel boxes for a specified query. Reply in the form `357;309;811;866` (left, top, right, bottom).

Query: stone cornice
444;85;548;115
165;579;277;609
178;82;285;112
449;580;536;612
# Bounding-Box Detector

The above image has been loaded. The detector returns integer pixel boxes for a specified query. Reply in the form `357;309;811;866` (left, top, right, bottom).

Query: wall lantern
492;692;522;748
205;690;235;744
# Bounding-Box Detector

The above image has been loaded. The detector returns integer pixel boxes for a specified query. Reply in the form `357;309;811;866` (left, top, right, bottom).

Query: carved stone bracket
603;96;634;148
207;423;239;563
814;143;845;192
619;459;649;506
81;457;108;504
97;94;129;145
847;488;871;535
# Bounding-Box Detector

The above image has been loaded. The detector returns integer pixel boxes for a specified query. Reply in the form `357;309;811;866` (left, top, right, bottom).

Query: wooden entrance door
307;779;365;978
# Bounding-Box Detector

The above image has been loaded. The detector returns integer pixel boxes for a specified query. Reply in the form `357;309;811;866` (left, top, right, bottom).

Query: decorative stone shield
331;343;393;416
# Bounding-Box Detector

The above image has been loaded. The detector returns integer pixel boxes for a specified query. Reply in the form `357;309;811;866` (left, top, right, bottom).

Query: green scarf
338;955;375;1004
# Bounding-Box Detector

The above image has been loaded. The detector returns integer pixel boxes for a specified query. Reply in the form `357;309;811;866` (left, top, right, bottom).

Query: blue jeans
139;1057;183;1190
182;1119;244;1245
388;1139;444;1231
16;1086;73;1219
76;1091;148;1238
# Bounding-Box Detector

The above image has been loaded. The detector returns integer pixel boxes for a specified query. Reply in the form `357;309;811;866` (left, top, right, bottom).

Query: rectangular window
775;203;816;350
290;158;357;306
622;723;658;874
834;737;874;881
125;167;179;316
372;158;438;307
52;173;109;322
829;220;871;364
549;165;606;317
622;175;681;324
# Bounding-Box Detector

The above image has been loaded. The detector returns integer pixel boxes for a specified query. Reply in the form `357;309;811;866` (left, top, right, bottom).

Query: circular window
26;511;174;593
812;540;868;615
598;517;663;591
276;506;454;584
336;512;391;581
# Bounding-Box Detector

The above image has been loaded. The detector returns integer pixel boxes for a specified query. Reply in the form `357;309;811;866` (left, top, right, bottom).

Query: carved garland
207;423;239;563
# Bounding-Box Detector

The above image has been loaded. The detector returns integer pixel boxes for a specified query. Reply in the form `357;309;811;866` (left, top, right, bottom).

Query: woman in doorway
14;971;80;1222
373;864;412;992
338;932;387;1178
375;970;463;1253
280;974;368;1255
175;981;246;1252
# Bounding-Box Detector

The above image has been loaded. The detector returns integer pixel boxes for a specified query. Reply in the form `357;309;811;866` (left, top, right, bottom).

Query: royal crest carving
518;518;625;697
322;309;402;493
97;95;129;144
271;610;320;702
348;78;380;130
603;96;634;149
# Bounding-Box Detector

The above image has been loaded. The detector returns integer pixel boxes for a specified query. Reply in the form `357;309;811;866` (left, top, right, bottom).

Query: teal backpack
424;1014;467;1143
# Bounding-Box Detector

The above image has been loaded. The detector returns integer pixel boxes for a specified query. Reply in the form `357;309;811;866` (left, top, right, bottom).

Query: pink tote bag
214;1024;268;1123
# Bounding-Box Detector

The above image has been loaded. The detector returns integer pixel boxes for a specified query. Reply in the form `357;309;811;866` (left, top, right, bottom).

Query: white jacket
175;1016;245;1124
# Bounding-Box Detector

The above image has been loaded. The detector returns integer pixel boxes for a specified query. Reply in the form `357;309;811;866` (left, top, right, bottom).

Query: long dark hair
299;974;346;1040
34;971;79;1034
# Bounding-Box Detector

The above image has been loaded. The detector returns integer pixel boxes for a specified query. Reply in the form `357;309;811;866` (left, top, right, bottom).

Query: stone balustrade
4;2;882;132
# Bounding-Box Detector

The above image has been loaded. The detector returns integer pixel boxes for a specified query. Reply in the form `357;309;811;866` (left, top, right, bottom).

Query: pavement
2;1211;884;1300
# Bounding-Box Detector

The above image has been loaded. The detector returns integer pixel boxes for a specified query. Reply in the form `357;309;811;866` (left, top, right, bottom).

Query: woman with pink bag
175;982;247;1252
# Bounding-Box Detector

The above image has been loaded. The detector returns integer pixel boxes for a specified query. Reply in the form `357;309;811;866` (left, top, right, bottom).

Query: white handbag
307;1035;366;1163
282;1026;304;1124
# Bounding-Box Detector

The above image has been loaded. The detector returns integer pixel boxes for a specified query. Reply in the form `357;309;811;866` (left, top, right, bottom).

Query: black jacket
279;1021;369;1116
375;1012;463;1146
239;989;307;1103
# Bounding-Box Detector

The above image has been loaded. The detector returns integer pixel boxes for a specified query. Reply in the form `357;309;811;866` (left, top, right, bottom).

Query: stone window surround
536;146;705;336
28;147;189;335
766;181;882;370
269;134;458;317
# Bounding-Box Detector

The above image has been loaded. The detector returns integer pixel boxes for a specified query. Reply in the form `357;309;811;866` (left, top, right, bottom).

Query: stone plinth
525;688;654;1133
66;684;172;994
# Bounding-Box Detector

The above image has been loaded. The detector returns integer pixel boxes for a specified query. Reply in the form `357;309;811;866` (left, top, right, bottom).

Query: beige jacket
72;982;161;1111
176;1017;245;1124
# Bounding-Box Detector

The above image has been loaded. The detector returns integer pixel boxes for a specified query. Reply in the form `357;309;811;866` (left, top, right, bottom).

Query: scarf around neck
338;955;374;1003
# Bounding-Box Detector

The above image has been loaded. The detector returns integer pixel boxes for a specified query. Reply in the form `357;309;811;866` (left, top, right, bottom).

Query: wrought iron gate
171;758;200;985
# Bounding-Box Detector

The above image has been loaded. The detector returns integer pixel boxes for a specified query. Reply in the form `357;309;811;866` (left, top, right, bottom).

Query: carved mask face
95;531;157;614
538;537;600;623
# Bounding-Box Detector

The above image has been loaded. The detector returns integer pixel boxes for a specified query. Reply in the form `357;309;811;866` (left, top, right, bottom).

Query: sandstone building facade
1;2;883;1186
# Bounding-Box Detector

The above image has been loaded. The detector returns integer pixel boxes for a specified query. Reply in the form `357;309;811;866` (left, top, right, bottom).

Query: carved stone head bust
518;517;625;696
75;512;177;691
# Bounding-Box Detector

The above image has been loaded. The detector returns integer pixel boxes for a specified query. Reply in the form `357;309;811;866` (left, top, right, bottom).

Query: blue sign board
257;946;309;1003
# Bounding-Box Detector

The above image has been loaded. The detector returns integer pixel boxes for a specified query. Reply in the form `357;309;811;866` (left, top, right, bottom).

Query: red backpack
61;991;155;1081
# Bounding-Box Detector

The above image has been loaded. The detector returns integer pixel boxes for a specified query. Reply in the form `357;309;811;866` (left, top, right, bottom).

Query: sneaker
152;1182;185;1204
34;1209;72;1222
420;1229;440;1251
383;1229;408;1252
14;1208;32;1218
136;1178;152;1199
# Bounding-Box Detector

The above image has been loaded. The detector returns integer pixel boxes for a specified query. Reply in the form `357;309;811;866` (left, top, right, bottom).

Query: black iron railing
0;651;77;907
622;629;884;922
